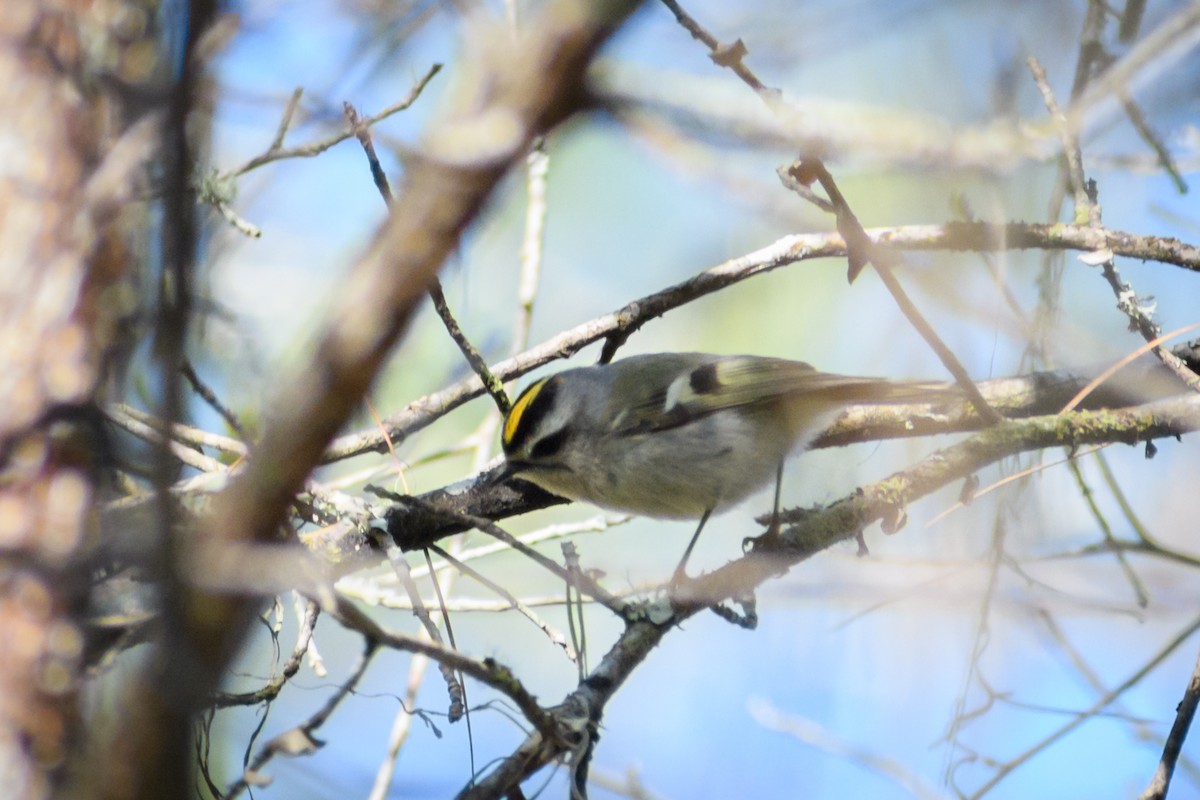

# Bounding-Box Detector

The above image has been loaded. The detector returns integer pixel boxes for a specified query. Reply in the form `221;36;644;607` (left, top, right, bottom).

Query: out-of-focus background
188;1;1200;797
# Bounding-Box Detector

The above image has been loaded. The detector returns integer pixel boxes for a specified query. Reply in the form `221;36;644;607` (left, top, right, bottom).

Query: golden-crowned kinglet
501;353;950;572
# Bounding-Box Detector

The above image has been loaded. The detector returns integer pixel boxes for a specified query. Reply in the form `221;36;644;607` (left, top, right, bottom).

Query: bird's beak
490;460;520;486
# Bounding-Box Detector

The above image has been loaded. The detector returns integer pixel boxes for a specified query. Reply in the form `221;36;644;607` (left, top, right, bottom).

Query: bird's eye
529;429;569;460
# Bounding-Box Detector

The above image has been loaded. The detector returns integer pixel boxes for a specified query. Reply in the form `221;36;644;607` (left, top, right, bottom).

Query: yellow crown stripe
503;378;548;446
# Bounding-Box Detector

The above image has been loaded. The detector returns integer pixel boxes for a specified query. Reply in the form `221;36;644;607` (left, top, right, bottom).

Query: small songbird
500;353;951;577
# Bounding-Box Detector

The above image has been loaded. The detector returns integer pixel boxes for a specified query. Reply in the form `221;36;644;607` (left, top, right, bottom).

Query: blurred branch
105;408;227;473
1117;90;1188;195
1067;3;1200;139
1119;0;1148;43
1030;0;1107;362
514;142;549;356
1065;457;1149;607
595;61;1052;172
107;402;246;456
971;613;1200;799
749;699;944;800
945;516;1007;791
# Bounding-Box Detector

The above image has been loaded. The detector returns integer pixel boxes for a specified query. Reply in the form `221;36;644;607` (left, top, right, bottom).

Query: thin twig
1139;643;1200;800
790;159;1002;424
340;513;629;596
1043;538;1200;572
431;543;576;662
344;99;511;416
944;517;1006;786
1065;457;1149;607
1093;450;1154;545
232;64;442;176
181;359;248;440
373;489;629;616
561;541;587;680
381;542;465;721
211;599;320;708
423;547;473;769
1061;322;1200;412
344;102;395;202
344;594;578;613
658;0;773;96
1027;56;1094;225
325;595;560;743
428;281;511;415
368;538;469;800
269;87;305;153
1088;250;1200;392
224;637;380;799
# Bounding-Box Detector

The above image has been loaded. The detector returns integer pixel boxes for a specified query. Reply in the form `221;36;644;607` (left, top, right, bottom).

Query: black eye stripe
529;428;569;460
689;363;721;394
503;376;560;454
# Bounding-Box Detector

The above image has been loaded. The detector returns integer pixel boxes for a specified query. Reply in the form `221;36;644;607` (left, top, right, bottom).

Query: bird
500;352;952;579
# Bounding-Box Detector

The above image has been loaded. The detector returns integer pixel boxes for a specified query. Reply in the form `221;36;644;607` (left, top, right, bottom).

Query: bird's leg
766;460;784;537
744;461;786;556
671;507;713;585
